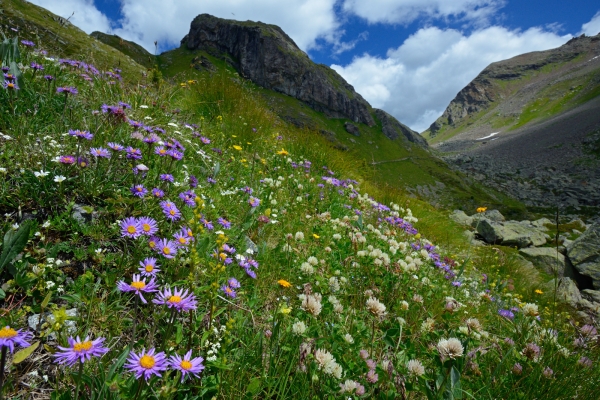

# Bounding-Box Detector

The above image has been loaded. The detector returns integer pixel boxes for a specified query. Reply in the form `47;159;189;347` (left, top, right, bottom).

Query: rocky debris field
451;209;600;322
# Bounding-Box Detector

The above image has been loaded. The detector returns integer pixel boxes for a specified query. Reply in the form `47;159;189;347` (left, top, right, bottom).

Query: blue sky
30;0;600;132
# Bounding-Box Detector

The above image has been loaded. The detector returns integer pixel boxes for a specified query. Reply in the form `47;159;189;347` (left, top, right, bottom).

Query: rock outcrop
374;109;427;146
567;223;600;289
182;14;375;126
475;219;546;248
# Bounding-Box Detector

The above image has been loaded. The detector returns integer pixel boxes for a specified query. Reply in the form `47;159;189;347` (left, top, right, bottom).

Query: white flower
295;231;304;241
307;256;318;265
46;281;56;289
292;321;306;335
300;262;314;275
300;293;322;316
53;175;66;183
0;167;7;174
139;105;148;108
344;334;354;343
366;297;387;318
42;220;51;228
522;303;539;317
406;359;425;377
168;122;178;127
11;223;19;230
34;170;50;178
437;338;464;360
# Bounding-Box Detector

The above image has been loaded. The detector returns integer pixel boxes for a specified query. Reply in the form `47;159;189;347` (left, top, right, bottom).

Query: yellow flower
312;233;320;239
280;305;292;315
278;279;292;288
476;207;488;213
535;289;543;295
233;145;242;151
187;80;197;85
276;148;289;156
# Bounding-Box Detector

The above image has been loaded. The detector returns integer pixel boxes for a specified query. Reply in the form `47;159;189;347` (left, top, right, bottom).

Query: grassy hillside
156;46;527;218
0;22;598;400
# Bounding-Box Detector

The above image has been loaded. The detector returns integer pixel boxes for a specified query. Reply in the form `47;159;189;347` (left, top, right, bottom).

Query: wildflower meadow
0;36;598;399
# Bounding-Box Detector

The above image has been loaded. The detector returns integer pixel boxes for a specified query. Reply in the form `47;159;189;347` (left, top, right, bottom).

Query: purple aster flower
44;75;54;81
125;147;142;160
154;146;168;156
130;184;148;198
3;73;16;82
207;177;216;184
170;350;204;382
160;174;174;182
179;190;196;207
160;201;181;221
120;217;142;238
53;336;109;366
217;218;231;229
201;218;213;230
221;284;237;298
498;309;515;320
29;62;44;72
166;149;184;160
242;186;253;194
128;119;143;129
148;236;160;251
90;147;111;158
173;231;190;247
57;86;78;95
77;157;89;168
138;257;160;277
117;274;158;303
244;268;257;279
143;134;160;144
125;348;167;380
138;216;158;236
1;66;9;73
249;197;260;207
119;101;131;109
188;175;198;188
2;81;18;90
153;287;197;312
227;278;240;289
59;155;76;164
151;188;165;198
222;244;236;254
107;142;124;151
155;238;178;259
200;136;210;144
452;281;462;287
0;326;32;353
69;129;93;140
21;40;35;47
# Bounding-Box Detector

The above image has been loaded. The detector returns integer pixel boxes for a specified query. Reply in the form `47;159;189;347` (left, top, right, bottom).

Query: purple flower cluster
160;201;181;221
125;348;204;381
53;336;109;366
121;216;159;238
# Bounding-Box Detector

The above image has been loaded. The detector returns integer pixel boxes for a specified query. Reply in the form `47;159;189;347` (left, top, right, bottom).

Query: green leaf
41;291;52;308
175;323;183;344
13;341;39;364
0;288;5;300
246;377;261;395
0;221;32;273
107;347;130;380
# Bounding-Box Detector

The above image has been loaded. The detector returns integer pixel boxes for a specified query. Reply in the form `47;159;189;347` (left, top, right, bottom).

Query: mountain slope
424;34;600;213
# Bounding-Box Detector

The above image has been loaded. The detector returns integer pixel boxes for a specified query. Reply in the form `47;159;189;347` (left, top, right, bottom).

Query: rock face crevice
182;14;375;126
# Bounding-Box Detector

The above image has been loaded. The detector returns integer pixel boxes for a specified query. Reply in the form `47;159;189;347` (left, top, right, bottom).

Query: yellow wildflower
312;233;320;239
276;148;289;156
535;289;543;295
476;207;487;213
278;279;292;288
280;305;292;315
233;145;242;151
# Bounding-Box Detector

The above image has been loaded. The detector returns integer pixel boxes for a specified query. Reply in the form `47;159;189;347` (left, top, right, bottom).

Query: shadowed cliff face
181;14;375;126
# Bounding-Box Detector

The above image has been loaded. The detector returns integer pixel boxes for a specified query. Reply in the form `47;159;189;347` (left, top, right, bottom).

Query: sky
30;0;600;132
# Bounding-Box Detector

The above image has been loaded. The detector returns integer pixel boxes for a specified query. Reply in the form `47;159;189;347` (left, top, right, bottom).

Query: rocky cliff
181;14;375;126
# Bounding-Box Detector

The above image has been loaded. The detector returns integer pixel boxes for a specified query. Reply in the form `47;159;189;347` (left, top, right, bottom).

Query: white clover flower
295;231;305;241
332;233;342;240
407;359;425;377
300;262;314;275
300;293;322;316
344;334;354;343
292;321;307;335
522;303;539;317
307;256;318;265
437;338;464;360
366;297;387;318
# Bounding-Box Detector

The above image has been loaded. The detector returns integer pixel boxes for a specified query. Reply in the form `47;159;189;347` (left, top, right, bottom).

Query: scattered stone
344;122;360;137
519;247;565;275
582;289;600;303
28;308;78;339
450;210;473;226
532;218;553;230
476;219;546;248
72;204;96;224
566;223;600;289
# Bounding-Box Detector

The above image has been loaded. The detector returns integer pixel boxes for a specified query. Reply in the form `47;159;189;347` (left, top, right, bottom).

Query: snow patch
476;132;499;141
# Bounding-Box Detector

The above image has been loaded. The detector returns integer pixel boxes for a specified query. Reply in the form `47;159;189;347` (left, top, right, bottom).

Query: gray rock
476;219;546;248
567;223;600;289
532;218;553;230
555;277;582;308
569;219;587;231
28;308;78;339
183;14;375;126
72;204;95;224
519;247;565;276
450;210;473;226
344;122;360;137
373;109;428;147
463;230;486;246
471;209;505;227
582;289;600;303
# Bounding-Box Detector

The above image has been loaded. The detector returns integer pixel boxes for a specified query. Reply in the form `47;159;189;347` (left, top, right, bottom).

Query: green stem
162;308;176;349
133;378;145;400
74;361;84;400
131;295;139;348
0;346;7;400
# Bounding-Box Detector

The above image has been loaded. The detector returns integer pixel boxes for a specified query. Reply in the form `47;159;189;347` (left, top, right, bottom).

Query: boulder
567;223;600;289
450;210;473;226
476;219;546;248
532;218;552;230
471;209;505;226
519;247;565;276
582;289;600;303
344;122;360;137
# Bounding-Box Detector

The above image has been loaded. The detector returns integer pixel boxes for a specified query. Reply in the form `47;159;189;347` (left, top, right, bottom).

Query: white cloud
29;0;111;34
342;0;504;25
113;0;340;53
332;26;570;132
580;11;600;36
